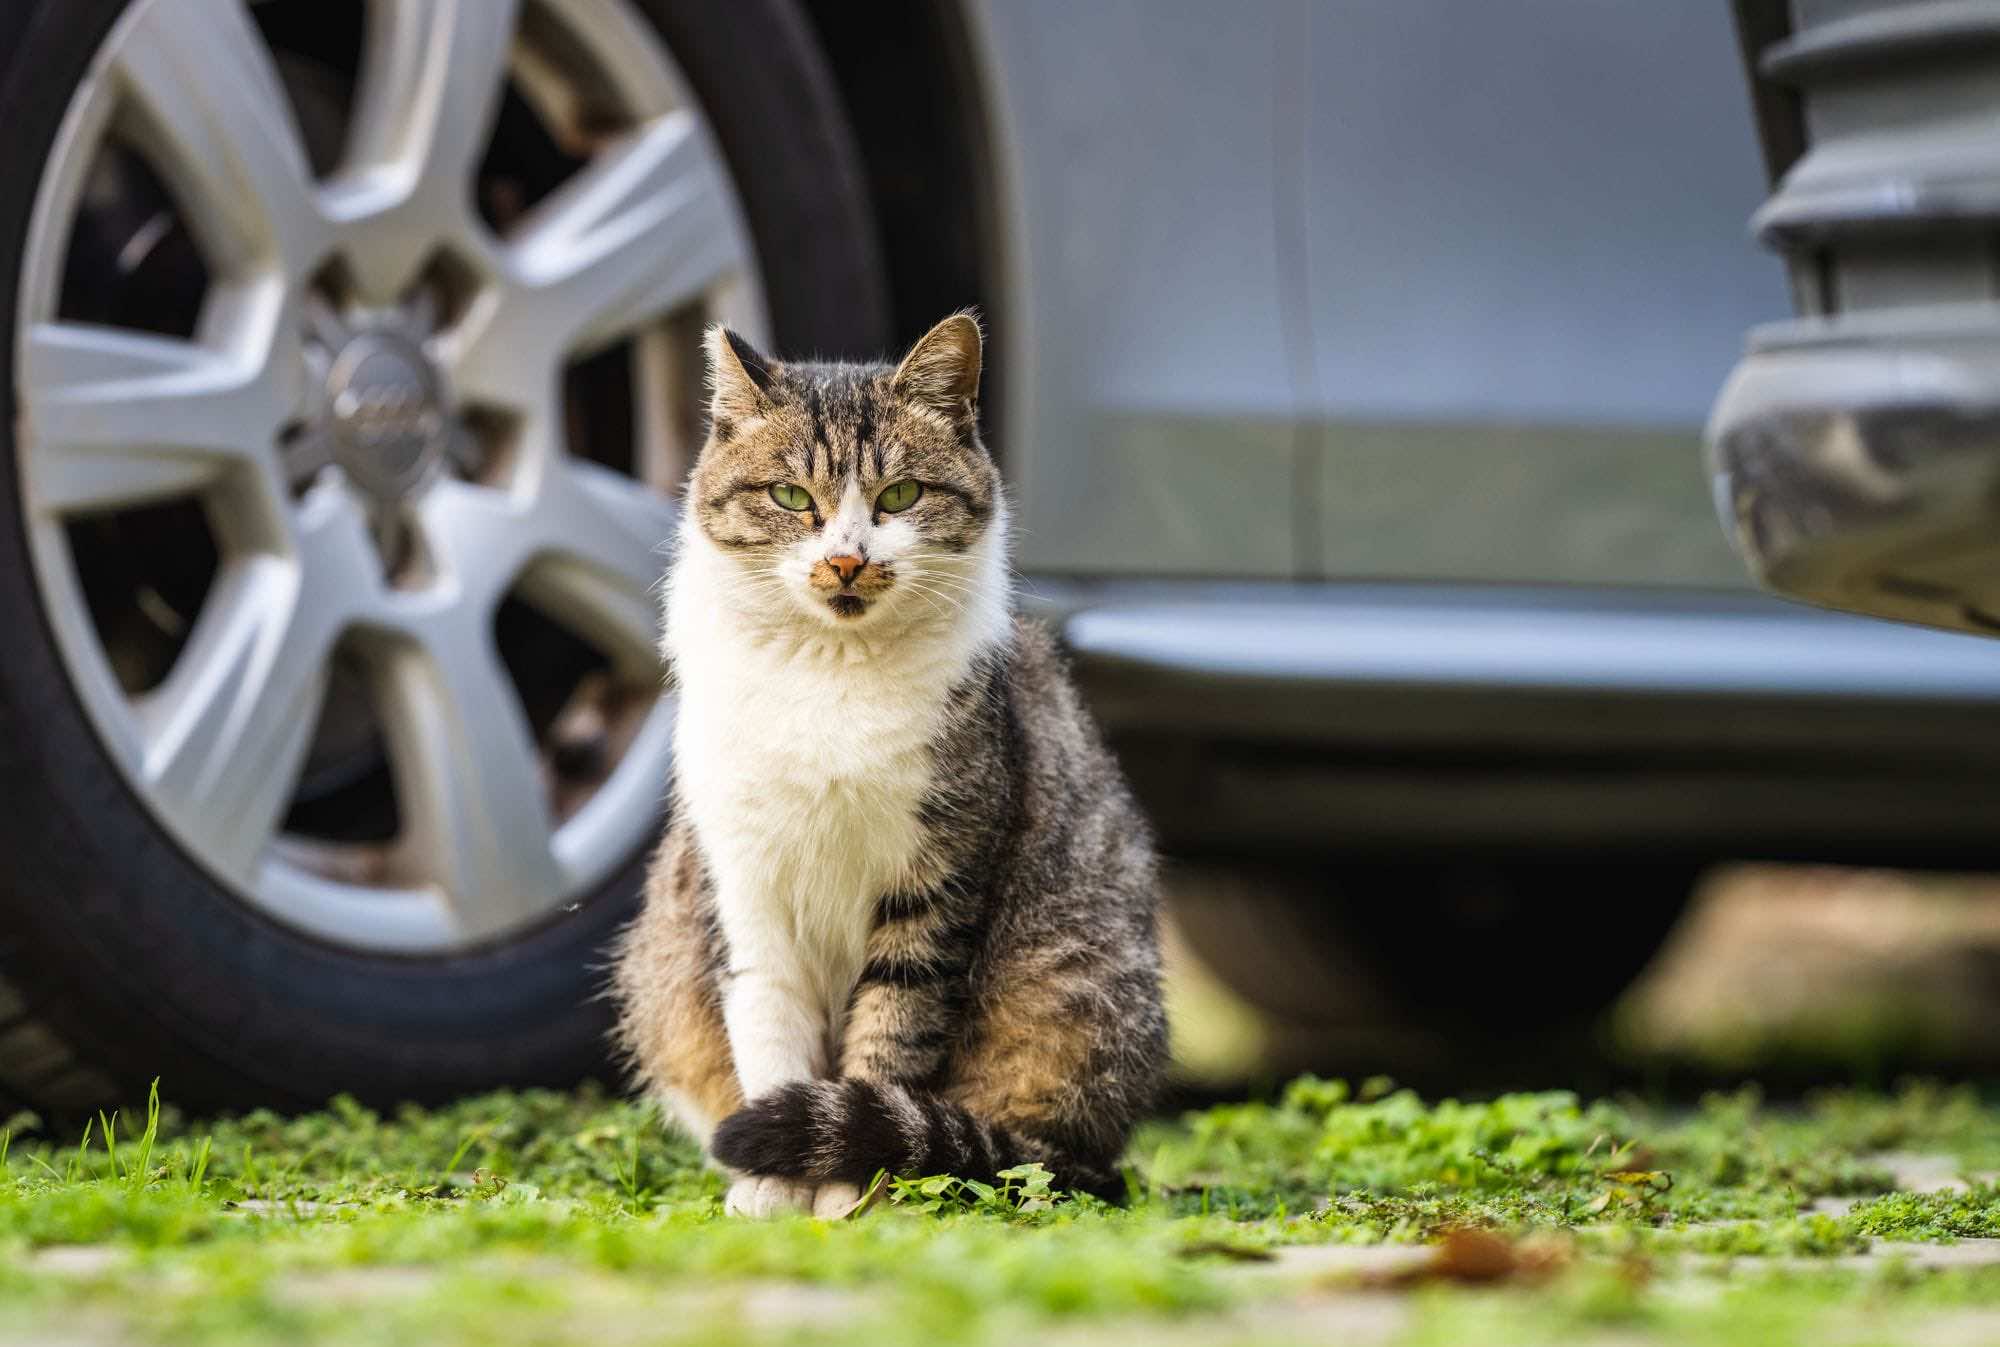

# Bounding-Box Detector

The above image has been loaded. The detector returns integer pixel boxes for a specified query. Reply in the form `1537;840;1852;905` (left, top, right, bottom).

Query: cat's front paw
724;1174;814;1218
811;1181;863;1219
722;1175;863;1219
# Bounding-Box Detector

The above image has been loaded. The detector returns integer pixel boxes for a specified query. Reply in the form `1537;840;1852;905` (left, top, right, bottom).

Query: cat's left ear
892;311;982;429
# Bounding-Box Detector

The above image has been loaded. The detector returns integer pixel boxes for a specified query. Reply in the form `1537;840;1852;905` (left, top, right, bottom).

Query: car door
978;0;1785;588
1296;0;1786;589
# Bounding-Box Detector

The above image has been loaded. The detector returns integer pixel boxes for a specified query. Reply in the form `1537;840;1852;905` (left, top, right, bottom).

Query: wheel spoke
110;0;323;272
413;463;671;675
329;0;521;295
130;487;377;881
135;559;330;885
374;624;568;936
522;113;745;350
516;462;674;675
410;475;536;606
348;0;520;185
19;322;287;514
453;112;744;399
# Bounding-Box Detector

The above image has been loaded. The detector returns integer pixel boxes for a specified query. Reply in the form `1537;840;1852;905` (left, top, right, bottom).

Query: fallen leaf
835;1171;891;1222
1358;1229;1573;1289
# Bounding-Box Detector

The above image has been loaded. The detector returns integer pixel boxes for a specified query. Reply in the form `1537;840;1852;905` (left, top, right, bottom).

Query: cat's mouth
807;559;892;621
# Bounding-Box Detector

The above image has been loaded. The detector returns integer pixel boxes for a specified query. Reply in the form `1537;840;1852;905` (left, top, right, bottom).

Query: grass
10;1080;2000;1344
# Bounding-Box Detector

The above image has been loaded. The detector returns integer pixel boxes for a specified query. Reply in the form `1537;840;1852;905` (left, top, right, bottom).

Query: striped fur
612;316;1165;1213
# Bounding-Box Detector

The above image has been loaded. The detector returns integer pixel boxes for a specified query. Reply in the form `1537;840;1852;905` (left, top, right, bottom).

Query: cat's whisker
894;567;988;596
888;558;980;584
899;586;950;621
900;585;976;612
896;580;968;615
902;572;980;595
902;583;966;611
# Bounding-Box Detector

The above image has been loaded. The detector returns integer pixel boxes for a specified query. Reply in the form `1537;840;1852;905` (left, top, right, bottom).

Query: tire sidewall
0;0;889;1111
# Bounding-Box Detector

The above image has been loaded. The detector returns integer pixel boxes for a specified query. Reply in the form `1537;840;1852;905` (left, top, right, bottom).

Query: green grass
10;1079;2000;1344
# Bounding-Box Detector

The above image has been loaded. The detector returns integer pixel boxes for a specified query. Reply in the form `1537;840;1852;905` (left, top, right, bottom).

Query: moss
1850;1185;2000;1242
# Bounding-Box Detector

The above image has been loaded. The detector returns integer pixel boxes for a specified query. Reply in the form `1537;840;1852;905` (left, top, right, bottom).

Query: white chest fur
673;623;941;1008
662;528;1008;1093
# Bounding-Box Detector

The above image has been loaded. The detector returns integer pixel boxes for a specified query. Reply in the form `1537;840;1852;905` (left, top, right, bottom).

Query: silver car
1;0;1993;1116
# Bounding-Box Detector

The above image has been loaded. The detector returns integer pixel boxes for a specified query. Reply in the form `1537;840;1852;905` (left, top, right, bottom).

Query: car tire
0;0;890;1119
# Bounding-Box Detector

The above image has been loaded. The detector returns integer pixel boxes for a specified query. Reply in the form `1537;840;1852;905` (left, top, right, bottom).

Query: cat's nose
827;553;865;585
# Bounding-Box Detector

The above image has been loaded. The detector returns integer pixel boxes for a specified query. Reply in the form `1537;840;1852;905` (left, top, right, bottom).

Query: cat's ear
705;325;780;423
892;311;982;424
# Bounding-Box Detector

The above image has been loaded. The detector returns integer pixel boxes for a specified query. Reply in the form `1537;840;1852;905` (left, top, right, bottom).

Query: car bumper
1708;312;2000;639
1711;0;2000;639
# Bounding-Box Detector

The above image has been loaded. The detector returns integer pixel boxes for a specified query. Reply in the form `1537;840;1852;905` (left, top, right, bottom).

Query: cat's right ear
705;325;780;424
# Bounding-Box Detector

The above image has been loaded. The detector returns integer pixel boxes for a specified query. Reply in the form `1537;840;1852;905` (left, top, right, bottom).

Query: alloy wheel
15;0;768;953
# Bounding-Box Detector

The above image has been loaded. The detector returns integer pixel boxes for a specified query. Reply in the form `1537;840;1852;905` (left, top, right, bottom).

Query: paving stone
25;1246;123;1276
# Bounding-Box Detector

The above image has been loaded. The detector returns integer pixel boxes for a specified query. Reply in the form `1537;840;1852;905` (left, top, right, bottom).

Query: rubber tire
0;0;891;1119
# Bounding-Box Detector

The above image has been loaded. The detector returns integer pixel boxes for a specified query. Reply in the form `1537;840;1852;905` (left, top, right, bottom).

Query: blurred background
3;0;1999;1117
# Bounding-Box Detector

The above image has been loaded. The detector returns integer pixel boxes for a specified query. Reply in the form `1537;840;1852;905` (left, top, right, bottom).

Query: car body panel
968;0;1304;577
972;0;1788;587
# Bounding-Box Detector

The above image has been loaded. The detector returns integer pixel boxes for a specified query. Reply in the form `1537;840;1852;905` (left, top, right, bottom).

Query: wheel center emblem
325;332;447;499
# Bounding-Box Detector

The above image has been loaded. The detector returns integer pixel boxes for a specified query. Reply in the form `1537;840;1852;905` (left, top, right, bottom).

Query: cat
611;313;1166;1217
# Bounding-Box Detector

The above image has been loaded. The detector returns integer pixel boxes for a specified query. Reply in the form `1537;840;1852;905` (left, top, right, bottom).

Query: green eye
876;479;923;514
768;483;813;511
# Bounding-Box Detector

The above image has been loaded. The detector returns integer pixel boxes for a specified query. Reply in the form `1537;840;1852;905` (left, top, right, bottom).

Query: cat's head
685;313;1002;629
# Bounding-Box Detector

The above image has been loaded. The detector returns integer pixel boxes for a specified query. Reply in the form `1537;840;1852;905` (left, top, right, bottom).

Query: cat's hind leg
613;825;743;1148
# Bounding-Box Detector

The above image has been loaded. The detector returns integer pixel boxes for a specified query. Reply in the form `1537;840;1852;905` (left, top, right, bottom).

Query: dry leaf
835;1171;891;1221
1359;1229;1574;1290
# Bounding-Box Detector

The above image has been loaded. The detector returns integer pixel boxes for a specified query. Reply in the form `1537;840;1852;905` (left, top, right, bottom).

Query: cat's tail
709;1078;1123;1202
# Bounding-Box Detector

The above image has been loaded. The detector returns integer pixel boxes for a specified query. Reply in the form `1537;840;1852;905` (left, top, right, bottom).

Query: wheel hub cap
325;331;448;500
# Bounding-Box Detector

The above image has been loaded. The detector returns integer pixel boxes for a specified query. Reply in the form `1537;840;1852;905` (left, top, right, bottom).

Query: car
5;0;1998;1118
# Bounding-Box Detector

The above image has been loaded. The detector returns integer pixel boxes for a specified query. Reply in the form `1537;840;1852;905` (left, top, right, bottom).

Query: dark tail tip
711;1081;822;1175
711;1078;1128;1202
711;1078;911;1184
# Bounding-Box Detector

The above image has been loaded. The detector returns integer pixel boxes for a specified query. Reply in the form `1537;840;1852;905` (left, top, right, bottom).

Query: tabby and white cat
612;314;1165;1217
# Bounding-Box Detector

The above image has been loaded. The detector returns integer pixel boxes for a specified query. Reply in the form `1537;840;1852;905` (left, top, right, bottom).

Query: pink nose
828;554;865;585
